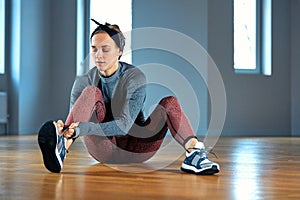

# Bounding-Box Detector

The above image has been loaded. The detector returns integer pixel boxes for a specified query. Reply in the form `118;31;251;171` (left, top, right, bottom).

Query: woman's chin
96;65;106;72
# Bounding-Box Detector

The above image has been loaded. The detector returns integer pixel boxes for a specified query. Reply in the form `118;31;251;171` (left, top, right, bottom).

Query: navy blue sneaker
181;148;220;175
38;121;67;173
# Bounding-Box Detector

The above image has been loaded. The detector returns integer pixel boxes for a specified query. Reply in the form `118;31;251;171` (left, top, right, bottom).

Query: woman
38;19;220;175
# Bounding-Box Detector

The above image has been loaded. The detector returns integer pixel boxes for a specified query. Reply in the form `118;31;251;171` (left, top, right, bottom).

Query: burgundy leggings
65;86;196;163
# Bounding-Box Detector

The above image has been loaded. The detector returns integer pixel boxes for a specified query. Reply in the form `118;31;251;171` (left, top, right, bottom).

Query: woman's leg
114;96;198;163
65;86;105;126
134;96;219;175
64;86;117;163
158;96;197;146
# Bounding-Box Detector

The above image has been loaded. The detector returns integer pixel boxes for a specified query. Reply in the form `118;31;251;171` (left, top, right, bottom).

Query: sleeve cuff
73;126;80;138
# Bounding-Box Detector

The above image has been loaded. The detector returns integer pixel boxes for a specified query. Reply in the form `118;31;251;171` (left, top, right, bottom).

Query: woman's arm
74;68;147;137
69;75;90;110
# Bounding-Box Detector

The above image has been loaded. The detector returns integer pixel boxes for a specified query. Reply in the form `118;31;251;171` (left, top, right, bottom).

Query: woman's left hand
63;122;79;139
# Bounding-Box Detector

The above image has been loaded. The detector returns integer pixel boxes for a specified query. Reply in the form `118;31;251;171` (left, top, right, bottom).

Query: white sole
181;162;220;174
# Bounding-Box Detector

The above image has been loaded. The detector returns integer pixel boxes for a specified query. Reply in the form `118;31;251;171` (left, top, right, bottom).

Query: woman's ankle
185;138;202;152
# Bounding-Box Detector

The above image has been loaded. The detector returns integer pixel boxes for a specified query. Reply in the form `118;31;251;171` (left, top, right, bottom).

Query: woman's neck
100;60;119;77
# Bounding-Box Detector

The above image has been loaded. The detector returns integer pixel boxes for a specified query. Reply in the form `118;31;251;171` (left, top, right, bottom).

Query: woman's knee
159;96;179;108
81;86;100;96
81;86;103;101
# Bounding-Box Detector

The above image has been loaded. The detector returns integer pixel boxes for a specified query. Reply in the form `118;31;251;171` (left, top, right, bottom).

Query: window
0;0;5;74
233;0;272;75
90;0;132;64
76;0;132;76
234;0;257;71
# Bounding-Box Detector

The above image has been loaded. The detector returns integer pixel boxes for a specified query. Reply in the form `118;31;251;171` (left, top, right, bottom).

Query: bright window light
234;0;257;70
90;0;132;64
233;0;272;75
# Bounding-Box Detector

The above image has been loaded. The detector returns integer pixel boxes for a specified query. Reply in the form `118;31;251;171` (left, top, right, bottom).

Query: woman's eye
103;48;110;53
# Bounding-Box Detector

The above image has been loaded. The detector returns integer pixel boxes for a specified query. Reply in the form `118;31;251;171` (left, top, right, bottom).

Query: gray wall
1;0;299;136
133;0;299;136
207;0;292;136
0;75;5;91
3;0;76;134
132;0;209;136
291;0;300;136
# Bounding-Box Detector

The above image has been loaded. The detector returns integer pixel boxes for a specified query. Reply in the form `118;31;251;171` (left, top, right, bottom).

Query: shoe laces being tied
188;146;219;159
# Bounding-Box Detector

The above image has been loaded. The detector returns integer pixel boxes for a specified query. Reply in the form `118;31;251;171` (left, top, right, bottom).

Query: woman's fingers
56;120;65;135
64;128;75;139
55;121;79;138
57;120;64;126
69;122;79;129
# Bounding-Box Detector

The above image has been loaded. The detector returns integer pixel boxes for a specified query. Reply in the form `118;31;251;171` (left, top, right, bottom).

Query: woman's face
91;32;122;76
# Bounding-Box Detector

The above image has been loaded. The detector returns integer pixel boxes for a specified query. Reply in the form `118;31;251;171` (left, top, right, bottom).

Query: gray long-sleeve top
71;62;146;137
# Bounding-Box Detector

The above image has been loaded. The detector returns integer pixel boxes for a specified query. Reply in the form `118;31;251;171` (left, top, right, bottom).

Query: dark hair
90;19;125;55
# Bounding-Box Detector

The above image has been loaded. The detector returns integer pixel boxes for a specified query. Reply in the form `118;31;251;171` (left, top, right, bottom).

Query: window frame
0;0;5;74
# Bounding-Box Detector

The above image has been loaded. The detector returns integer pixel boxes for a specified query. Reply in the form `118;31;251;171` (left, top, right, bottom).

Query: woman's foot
181;147;220;175
182;140;220;175
38;121;67;173
56;120;79;150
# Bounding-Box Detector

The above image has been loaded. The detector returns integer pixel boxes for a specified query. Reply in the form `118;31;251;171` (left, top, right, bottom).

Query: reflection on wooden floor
0;135;300;200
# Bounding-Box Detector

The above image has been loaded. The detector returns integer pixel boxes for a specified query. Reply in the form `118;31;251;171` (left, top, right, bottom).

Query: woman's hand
55;120;79;139
63;122;79;139
56;120;65;136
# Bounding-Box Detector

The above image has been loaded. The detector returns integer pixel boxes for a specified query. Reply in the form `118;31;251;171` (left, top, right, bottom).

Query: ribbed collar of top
98;62;122;84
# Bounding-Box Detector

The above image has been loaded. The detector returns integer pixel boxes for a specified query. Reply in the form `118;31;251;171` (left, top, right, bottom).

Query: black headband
90;19;124;52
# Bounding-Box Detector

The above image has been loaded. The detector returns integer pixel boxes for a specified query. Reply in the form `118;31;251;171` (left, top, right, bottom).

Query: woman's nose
95;50;103;58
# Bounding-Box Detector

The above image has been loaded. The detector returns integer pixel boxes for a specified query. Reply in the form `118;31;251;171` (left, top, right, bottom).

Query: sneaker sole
181;163;220;175
38;121;62;173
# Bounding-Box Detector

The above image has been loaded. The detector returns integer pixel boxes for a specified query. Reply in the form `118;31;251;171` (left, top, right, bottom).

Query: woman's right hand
56;120;65;136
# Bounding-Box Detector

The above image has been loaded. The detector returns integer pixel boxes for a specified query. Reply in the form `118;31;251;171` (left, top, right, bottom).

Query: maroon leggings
65;86;196;163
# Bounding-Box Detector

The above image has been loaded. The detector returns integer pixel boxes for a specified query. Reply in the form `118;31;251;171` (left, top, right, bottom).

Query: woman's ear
118;48;123;57
117;48;123;60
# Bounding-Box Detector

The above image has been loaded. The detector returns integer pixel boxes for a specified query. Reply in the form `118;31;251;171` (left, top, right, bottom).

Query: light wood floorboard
0;135;300;200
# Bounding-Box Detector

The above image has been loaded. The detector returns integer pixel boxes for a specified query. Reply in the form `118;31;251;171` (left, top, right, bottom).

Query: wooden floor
0;135;300;200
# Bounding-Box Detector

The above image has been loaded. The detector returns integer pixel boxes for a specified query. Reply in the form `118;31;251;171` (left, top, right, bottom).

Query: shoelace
57;135;67;158
188;147;218;159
